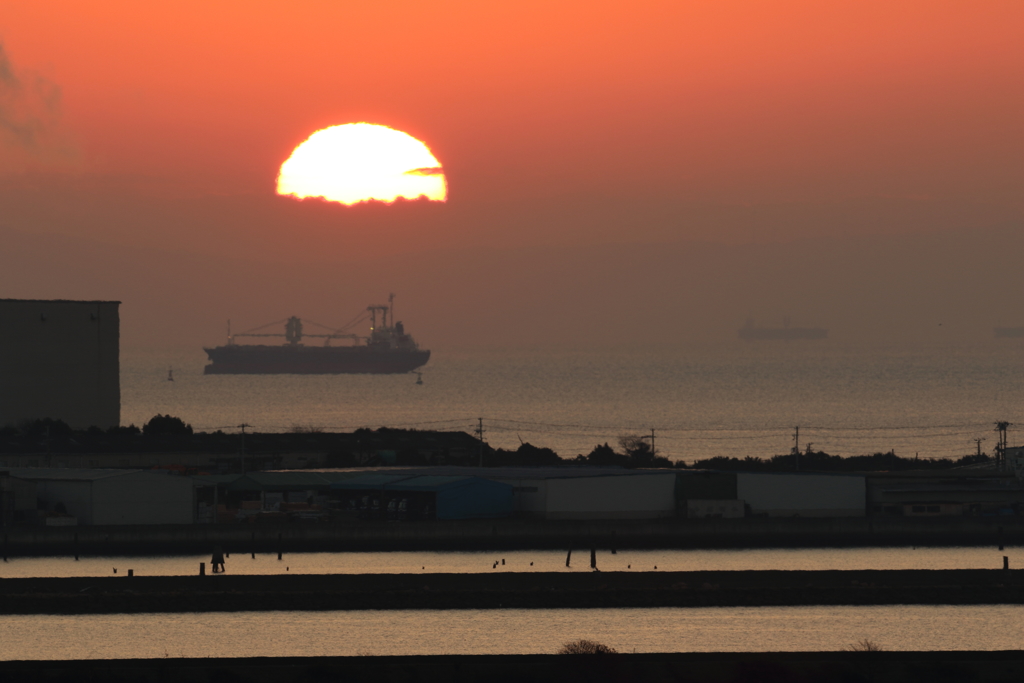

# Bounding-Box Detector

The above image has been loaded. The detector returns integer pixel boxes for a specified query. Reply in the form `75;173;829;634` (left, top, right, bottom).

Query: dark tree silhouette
143;414;193;437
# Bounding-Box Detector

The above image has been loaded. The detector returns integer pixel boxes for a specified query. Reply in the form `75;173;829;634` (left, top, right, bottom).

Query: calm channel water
123;343;1024;463
0;546;1017;578
2;605;1022;659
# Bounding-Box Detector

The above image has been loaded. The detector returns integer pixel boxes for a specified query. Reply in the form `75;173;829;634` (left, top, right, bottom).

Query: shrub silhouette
847;639;883;652
557;640;618;655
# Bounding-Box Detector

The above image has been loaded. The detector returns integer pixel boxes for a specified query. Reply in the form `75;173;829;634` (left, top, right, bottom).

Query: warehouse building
0;299;120;430
5;468;194;525
0;470;36;526
336;466;678;520
867;470;1024;517
737;472;866;517
332;473;513;520
495;470;676;520
675;470;866;518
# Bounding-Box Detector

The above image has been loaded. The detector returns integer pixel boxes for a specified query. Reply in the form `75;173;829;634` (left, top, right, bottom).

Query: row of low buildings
3;465;1022;526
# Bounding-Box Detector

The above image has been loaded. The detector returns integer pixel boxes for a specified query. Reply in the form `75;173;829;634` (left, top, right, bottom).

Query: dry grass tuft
847;639;884;652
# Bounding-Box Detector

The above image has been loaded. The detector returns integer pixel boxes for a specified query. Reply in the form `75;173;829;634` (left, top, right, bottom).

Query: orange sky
1;1;1022;347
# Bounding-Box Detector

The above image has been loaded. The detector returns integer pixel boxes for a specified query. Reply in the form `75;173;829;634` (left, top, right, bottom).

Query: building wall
676;472;738;501
488;477;549;515
0;299;120;430
544;474;676;520
687;499;745;519
434;479;514;520
92;473;194;525
34;480;95;524
737;472;865;517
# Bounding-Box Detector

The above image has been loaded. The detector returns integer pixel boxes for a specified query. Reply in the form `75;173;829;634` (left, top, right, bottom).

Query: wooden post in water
74;531;79;561
1004;556;1010;570
278;532;283;560
590;548;597;569
127;569;133;577
199;562;206;576
565;549;571;567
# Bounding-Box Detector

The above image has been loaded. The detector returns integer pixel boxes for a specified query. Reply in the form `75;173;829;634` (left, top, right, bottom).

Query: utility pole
995;421;1011;471
238;423;252;474
650;428;656;459
476;418;485;468
974;437;986;459
792;426;800;471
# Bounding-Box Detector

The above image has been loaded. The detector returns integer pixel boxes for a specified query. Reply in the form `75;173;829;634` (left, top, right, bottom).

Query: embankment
2;651;1024;683
2;516;1023;556
0;569;1021;614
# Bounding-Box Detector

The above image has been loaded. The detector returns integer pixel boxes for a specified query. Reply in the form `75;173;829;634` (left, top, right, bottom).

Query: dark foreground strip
2;651;1024;683
0;569;1021;614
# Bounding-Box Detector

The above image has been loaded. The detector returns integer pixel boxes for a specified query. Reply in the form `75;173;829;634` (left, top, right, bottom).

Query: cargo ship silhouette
738;318;827;341
994;327;1024;339
204;295;430;374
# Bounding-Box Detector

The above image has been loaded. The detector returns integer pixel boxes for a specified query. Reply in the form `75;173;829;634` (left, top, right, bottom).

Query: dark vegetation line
1;415;992;472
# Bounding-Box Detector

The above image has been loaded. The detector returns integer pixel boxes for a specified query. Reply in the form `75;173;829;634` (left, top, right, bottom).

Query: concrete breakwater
2;651;1024;683
0;569;1021;614
2;516;1022;556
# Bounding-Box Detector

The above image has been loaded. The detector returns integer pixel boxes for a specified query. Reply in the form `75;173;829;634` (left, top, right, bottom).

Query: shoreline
1;569;1021;614
2;517;1021;556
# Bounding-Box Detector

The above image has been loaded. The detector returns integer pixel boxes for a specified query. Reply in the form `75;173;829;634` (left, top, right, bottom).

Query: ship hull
995;327;1024;339
203;345;430;375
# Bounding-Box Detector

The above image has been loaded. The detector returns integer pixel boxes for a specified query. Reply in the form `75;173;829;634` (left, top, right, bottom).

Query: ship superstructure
203;295;430;374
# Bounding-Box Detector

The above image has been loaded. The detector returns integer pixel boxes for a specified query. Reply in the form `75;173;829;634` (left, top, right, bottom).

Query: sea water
124;342;1024;463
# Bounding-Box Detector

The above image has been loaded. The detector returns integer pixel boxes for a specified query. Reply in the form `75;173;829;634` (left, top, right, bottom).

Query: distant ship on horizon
204;295;430;375
739;318;828;341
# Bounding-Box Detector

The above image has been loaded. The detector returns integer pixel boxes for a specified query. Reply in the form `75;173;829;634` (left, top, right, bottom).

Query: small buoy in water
628;565;631;569
654;565;657;570
530;562;533;566
286;567;289;571
113;568;117;574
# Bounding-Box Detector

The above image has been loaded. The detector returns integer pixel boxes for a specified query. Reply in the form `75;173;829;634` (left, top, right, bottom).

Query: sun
276;123;447;205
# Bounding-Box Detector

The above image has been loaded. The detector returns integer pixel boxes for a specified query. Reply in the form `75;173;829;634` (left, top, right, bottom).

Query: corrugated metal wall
737;472;865;517
436;479;513;520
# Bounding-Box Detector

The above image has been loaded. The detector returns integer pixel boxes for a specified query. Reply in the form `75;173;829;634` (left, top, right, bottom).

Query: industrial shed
6;468;194;525
0;471;37;525
0;299;120;430
737;472;865;517
484;468;677;520
332;474;513;520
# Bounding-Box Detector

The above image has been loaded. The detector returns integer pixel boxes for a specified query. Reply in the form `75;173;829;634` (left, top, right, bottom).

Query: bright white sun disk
276;123;447;205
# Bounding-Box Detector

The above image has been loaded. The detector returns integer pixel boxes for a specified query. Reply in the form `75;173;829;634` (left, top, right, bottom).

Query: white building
736;472;865;517
0;299;120;429
6;468;195;525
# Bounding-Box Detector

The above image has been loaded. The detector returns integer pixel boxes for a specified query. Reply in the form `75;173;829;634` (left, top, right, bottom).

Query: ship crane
231;317;363;346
